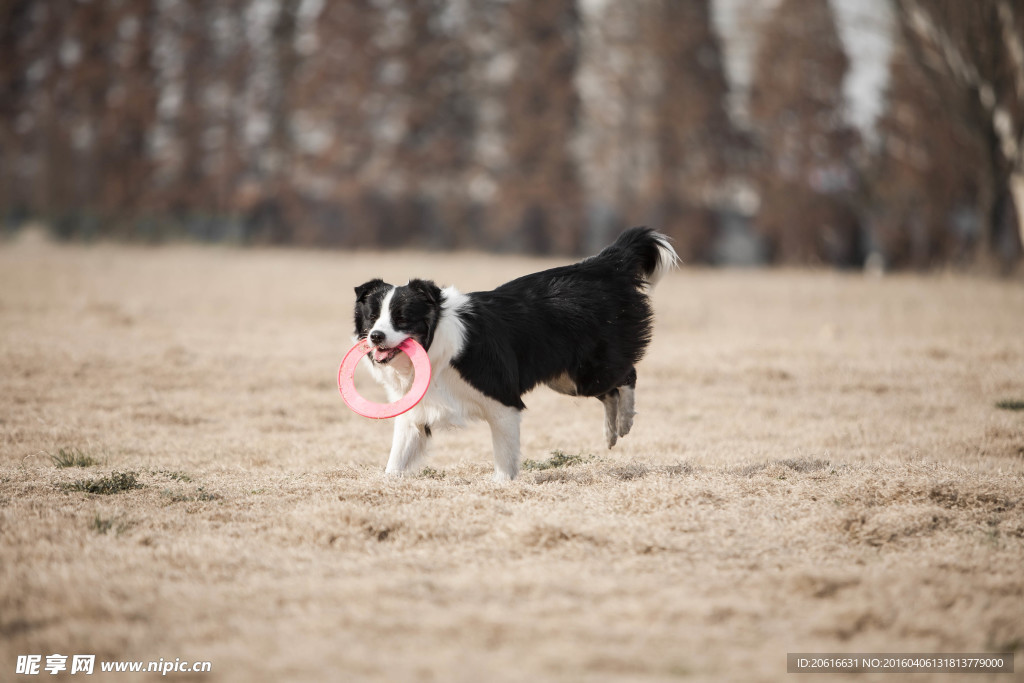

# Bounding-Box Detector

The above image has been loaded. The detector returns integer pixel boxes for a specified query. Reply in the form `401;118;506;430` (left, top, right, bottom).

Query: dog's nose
369;330;385;346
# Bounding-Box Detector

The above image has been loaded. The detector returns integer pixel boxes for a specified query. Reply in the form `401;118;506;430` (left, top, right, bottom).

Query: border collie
352;227;679;481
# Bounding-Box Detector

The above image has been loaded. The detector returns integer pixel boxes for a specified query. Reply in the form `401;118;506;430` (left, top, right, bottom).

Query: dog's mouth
369;346;399;364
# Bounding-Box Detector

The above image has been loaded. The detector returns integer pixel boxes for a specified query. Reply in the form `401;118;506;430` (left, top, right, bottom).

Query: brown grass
1;238;1023;681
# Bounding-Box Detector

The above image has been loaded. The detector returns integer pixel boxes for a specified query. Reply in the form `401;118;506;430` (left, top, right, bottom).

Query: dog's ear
407;279;443;350
353;279;388;339
354;278;386;302
407;278;441;305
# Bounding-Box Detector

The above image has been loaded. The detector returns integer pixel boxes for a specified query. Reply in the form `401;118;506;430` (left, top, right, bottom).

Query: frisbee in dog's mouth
339;337;432;419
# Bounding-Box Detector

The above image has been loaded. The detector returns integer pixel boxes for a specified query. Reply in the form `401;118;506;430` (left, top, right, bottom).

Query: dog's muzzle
370;346;399;364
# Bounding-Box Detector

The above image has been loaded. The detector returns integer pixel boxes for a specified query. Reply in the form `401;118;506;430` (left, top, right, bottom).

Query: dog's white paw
603;392;619;449
617;410;634;437
605;425;618;449
616;386;635;438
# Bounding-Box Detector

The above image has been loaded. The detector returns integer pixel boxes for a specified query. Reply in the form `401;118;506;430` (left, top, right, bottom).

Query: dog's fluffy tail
597;226;680;288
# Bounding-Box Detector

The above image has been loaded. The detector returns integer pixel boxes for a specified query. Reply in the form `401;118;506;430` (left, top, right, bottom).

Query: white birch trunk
1009;171;1024;250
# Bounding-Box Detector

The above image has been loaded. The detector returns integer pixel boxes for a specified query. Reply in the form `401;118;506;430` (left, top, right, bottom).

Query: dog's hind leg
600;390;619;448
616;386;635;437
616;368;637;438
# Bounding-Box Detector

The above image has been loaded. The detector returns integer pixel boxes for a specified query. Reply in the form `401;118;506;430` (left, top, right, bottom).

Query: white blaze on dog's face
353;278;443;365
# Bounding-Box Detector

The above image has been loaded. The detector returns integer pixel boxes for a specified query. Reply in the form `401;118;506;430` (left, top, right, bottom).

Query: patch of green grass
364;523;395;542
778;457;831;473
90;513;135;536
418;467;446;480
161;485;221;503
91;514;115;534
667;664;692;677
533;469;595;484
153;469;193;482
988;637;1022;654
50;447;99;468
737;458;844;478
61;471;142;495
735;463;767;477
606;464;649;481
995;399;1024;411
523;450;593;471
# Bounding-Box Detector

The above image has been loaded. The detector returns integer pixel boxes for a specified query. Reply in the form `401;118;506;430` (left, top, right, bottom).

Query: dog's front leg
487;406;522;482
384;417;427;475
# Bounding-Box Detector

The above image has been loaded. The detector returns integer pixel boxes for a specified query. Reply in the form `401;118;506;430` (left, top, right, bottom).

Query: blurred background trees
884;0;1024;272
750;0;861;266
0;0;1020;270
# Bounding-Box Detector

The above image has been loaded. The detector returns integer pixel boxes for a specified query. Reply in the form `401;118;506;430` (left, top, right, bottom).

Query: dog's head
353;278;443;364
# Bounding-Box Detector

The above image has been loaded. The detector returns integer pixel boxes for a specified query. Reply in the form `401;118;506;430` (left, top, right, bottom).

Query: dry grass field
2;234;1023;682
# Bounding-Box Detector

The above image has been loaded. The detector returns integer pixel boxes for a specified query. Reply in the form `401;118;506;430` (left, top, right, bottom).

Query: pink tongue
373;348;390;362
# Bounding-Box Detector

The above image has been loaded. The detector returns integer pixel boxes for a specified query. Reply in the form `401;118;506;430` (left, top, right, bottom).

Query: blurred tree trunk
69;0;113;227
263;0;301;243
175;0;211;214
103;0;159;222
390;0;477;248
295;0;384;246
212;0;250;222
870;38;986;268
268;0;299;177
576;2;651;249
33;4;75;222
0;0;33;222
493;0;583;255
895;0;1024;269
646;0;735;262
750;0;862;266
1011;174;1024;250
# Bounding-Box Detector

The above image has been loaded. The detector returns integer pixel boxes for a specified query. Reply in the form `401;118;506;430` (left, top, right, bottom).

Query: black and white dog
352;227;679;481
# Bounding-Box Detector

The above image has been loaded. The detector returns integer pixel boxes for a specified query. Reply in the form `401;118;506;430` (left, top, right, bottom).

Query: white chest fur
368;354;491;429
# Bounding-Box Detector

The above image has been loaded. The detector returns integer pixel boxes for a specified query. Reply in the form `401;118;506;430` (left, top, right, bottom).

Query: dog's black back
452;227;671;409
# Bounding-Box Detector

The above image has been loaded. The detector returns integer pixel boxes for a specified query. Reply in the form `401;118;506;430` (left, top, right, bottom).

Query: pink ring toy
338;338;431;419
